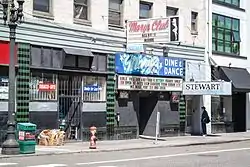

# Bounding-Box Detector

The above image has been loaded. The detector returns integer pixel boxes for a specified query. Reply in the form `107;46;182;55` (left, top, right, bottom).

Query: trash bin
17;123;37;154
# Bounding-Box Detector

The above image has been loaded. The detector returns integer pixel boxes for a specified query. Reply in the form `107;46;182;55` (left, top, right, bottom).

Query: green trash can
17;123;37;154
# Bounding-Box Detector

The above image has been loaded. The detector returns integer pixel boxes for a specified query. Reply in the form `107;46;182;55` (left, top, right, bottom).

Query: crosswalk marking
26;164;67;167
0;163;18;166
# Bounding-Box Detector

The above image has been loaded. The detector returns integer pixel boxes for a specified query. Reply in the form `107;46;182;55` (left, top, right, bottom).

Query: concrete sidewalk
1;132;250;159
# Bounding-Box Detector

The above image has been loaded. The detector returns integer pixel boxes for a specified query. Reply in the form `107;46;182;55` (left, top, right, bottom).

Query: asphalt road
1;141;250;167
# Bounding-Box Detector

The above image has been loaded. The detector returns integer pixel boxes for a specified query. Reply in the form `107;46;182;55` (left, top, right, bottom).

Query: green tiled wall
16;43;30;122
106;54;115;138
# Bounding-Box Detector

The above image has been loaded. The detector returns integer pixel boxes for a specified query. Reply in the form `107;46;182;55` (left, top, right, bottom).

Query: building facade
209;0;250;133
0;0;227;141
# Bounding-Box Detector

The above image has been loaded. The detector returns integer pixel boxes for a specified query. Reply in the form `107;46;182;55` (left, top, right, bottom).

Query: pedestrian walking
201;106;210;136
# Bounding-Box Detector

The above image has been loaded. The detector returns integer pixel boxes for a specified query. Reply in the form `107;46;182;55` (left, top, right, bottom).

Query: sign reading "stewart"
182;81;232;95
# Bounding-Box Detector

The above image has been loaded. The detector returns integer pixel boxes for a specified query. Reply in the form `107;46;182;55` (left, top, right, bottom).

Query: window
91;53;107;72
166;6;178;17
109;0;123;26
33;0;51;13
63;55;91;70
74;0;88;20
191;11;198;32
212;13;240;55
30;72;57;101
211;96;224;122
214;0;240;7
139;1;152;19
31;46;63;69
0;77;9;100
83;76;106;102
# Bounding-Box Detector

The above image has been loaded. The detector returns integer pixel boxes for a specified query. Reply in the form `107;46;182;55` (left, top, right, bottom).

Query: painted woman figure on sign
170;17;179;41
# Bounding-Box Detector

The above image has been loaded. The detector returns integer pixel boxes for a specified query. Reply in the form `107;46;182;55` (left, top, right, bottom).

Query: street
1;141;250;167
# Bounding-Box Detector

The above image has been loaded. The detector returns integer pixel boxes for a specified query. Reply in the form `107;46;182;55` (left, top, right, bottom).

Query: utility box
17;123;37;154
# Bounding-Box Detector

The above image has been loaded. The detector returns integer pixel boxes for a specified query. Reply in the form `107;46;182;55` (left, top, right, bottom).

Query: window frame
33;0;53;18
30;72;58;102
73;0;90;23
108;0;123;28
211;95;225;123
166;6;179;17
82;76;107;102
213;0;240;8
191;11;198;33
139;1;153;19
212;13;240;55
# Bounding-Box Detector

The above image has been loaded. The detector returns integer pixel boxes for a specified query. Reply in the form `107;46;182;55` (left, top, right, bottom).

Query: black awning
63;48;94;57
219;67;250;92
62;48;94;70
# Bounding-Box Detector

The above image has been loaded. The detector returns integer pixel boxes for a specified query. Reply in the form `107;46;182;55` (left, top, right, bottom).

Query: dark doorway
138;92;158;135
232;93;246;132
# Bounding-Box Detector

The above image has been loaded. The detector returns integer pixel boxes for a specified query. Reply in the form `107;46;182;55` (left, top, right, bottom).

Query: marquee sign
127;17;179;44
115;53;184;77
182;81;232;95
117;75;183;91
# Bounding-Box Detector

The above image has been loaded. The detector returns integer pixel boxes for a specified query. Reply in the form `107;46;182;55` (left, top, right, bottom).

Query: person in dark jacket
201;106;210;136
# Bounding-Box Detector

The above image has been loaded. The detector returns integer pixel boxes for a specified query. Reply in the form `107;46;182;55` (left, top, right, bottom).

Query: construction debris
38;129;65;146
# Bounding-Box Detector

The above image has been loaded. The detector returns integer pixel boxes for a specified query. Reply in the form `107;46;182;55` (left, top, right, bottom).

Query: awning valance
219;67;250;92
63;48;94;57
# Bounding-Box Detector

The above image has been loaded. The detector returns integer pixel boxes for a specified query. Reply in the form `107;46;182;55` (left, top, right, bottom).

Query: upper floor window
214;0;240;7
33;0;51;13
74;0;88;20
166;6;178;17
108;0;123;26
212;13;240;55
139;1;153;19
191;11;198;33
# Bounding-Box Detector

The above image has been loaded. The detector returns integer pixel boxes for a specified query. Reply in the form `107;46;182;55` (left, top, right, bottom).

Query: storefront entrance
58;75;82;140
232;93;246;132
138;92;158;135
185;96;202;135
58;74;107;140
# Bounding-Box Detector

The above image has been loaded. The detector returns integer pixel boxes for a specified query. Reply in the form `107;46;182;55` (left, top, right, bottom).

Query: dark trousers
201;123;207;135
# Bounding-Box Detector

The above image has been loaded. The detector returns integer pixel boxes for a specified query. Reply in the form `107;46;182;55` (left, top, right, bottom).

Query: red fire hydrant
89;126;97;149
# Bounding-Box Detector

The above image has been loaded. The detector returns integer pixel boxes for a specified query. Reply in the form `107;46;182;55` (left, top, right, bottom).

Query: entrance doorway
185;96;202;135
138;92;158;135
58;75;82;140
186;99;193;134
232;93;246;132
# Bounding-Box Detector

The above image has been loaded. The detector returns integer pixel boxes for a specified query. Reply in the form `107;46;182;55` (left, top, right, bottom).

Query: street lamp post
1;0;24;155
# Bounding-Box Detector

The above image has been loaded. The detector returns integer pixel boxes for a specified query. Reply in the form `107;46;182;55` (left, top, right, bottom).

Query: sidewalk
1;132;250;159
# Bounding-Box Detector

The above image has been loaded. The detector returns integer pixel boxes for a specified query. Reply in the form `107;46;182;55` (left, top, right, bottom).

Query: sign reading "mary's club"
127;17;179;44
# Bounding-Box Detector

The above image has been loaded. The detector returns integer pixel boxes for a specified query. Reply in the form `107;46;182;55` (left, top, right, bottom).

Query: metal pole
154;111;160;144
1;21;19;156
1;0;25;155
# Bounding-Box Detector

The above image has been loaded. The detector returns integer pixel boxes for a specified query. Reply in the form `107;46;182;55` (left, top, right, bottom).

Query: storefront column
106;54;115;138
16;43;30;122
246;93;250;131
203;95;211;134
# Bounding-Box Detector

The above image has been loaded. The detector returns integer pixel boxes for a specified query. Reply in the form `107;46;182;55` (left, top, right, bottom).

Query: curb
139;135;167;141
1;138;250;159
170;138;250;147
